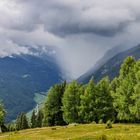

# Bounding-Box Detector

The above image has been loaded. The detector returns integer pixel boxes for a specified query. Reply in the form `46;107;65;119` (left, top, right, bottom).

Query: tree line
1;56;140;132
43;56;140;125
7;110;44;132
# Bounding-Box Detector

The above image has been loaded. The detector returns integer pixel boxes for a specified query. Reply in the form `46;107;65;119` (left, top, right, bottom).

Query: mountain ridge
78;44;140;83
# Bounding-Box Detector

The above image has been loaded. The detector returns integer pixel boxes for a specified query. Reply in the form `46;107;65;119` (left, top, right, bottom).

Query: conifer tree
16;115;21;130
31;110;36;128
0;103;5;133
111;56;136;122
36;110;43;127
96;77;114;122
62;81;83;124
21;113;29;129
43;82;66;126
80;78;97;123
126;59;140;121
16;113;29;130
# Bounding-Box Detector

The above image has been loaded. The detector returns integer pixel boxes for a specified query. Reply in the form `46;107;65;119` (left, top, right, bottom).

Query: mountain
78;44;140;83
0;54;62;122
78;45;126;82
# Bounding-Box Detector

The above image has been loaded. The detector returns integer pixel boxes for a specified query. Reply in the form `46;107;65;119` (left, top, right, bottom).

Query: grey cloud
1;0;140;78
43;4;135;36
1;0;137;36
8;0;137;37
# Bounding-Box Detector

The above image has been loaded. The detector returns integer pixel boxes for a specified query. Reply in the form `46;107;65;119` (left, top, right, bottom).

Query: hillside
78;44;140;83
0;54;62;122
0;124;140;140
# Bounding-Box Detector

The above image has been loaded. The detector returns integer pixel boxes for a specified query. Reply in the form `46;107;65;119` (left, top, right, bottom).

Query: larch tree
79;78;97;123
62;81;83;124
43;82;66;126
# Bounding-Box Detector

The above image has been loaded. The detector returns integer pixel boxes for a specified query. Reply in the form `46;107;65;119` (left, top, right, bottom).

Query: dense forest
0;56;140;132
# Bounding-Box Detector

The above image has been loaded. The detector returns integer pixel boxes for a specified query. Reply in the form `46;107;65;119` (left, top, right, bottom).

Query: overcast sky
1;0;140;78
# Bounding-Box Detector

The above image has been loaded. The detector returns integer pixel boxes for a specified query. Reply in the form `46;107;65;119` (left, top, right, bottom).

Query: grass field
0;123;140;140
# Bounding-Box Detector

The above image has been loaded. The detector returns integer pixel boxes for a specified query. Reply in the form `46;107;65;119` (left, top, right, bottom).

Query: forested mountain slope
78;44;140;83
0;54;62;122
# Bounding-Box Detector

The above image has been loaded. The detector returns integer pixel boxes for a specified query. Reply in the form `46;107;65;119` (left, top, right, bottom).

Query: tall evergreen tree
16;115;21;130
36;110;43;127
16;113;29;130
0;103;5;133
62;81;83;124
31;110;36;128
43;82;66;126
127;60;140;121
120;56;135;79
96;77;114;122
111;56;136;122
80;78;97;123
21;113;29;129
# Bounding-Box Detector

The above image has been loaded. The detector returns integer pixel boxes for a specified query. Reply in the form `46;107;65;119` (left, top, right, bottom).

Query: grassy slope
0;124;140;140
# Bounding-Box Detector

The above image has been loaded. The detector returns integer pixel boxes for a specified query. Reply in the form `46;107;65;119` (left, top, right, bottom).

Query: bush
91;121;96;124
68;123;79;126
98;119;103;124
99;134;107;140
51;127;57;130
105;120;112;129
14;130;19;134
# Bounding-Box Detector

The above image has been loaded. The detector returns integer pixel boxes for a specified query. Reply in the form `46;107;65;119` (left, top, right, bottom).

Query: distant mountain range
78;44;140;83
0;54;62;122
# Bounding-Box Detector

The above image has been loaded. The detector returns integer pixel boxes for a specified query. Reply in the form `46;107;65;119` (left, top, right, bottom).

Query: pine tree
21;113;29;129
16;115;21;130
31;110;36;128
16;113;29;130
36;110;43;127
0;103;5;133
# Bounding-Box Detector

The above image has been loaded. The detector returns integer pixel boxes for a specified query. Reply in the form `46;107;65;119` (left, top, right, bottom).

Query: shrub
14;130;19;134
68;123;79;126
91;121;96;124
105;120;112;129
51;127;57;130
99;134;107;140
98;119;103;124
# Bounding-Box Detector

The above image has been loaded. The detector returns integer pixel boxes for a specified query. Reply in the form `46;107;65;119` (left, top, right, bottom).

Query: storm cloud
3;0;137;36
1;0;140;78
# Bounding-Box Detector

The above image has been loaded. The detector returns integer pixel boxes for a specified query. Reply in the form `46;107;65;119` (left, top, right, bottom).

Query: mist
1;0;140;78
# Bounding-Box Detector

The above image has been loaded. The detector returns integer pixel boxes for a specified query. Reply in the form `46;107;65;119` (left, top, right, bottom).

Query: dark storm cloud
47;22;127;37
4;0;136;36
1;0;140;78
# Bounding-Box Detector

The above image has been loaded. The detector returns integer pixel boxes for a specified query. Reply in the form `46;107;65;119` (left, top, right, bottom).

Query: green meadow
0;123;140;140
